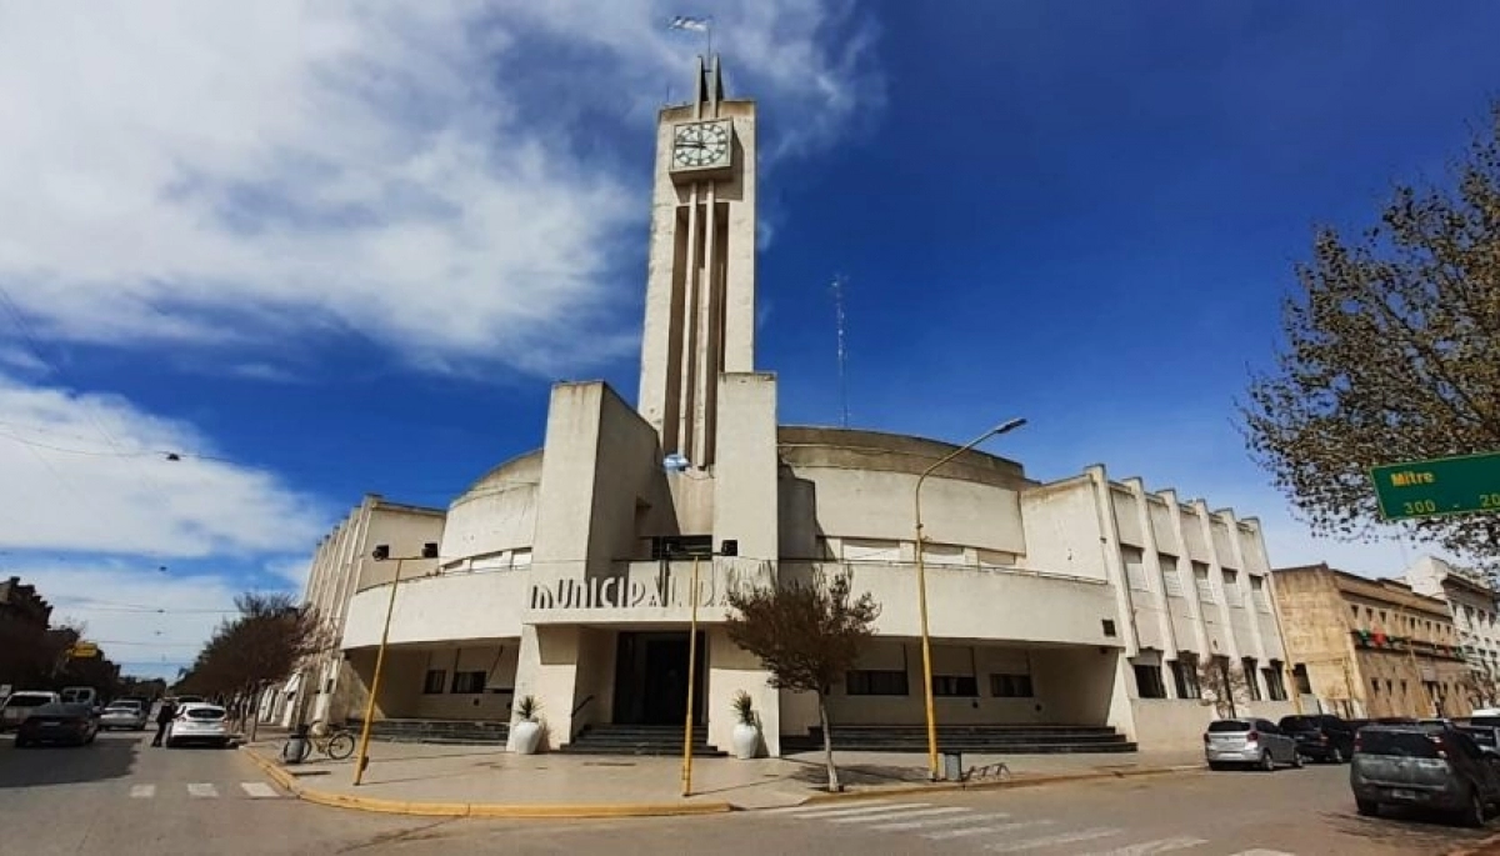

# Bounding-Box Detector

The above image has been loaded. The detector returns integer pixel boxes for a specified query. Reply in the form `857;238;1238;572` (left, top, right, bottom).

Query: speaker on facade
721;539;738;557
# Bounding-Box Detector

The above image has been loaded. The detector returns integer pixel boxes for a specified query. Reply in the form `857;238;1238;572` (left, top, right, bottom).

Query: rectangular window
451;671;487;694
1371;678;1380;693
1193;562;1214;602
1133;664;1167;699
1242;657;1262;700
1160;555;1184;597
1264;664;1288;701
1222;569;1243;607
423;669;447;694
990;673;1035;698
1170;656;1201;699
1122;546;1148;592
1293;664;1311;694
932;675;979;697
845;669;909;696
1251;576;1271;612
841;538;903;564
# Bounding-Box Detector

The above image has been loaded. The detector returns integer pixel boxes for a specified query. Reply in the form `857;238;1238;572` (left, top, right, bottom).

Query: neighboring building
0;576;51;627
1273;564;1471;719
300;57;1296;755
1407;555;1500;707
271;495;444;728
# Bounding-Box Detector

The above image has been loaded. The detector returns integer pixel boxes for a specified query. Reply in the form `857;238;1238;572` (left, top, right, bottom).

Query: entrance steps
780;724;1137;754
357;718;509;745
560;724;727;757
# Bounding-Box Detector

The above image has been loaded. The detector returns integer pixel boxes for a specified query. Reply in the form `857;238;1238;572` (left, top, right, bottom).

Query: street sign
1370;452;1500;521
68;642;99;658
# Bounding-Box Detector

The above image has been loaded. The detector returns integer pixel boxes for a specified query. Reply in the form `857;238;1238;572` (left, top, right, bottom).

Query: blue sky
2;1;1498;679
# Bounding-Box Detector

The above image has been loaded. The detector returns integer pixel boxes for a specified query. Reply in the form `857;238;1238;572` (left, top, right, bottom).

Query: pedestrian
152;698;177;747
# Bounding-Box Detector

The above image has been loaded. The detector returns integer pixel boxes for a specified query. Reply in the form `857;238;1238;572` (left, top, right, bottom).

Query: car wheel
1356;798;1379;817
1329;746;1345;764
1461;786;1488;828
1260;751;1276;772
1292;752;1305;769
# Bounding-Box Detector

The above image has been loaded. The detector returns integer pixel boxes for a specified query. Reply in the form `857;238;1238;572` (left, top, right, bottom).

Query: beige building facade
293;58;1296;755
1407;555;1500;707
1273;563;1472;719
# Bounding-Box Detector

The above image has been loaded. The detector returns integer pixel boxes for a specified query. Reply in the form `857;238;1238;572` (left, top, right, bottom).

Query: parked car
14;702;99;747
164;703;230;748
99;699;149;731
1351;724;1500;826
0;691;61;732
1204;718;1304;771
59;686;98;708
1280;714;1357;763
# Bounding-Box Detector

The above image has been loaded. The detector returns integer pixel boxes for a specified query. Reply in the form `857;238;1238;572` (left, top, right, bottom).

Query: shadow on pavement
0;734;139;789
1319;805;1492;849
787;760;929;787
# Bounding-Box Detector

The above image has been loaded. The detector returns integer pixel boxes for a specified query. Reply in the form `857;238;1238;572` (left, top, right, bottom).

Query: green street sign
1370;452;1500;521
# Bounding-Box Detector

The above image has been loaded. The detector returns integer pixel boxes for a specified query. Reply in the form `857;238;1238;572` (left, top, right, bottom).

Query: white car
99;700;149;731
0;691;61;732
164;703;230;748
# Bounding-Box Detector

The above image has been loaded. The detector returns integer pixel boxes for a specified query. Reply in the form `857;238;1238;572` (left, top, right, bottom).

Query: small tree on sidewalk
1197;656;1249;719
725;572;880;792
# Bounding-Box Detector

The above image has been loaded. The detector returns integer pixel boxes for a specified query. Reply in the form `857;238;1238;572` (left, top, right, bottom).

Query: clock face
672;121;731;170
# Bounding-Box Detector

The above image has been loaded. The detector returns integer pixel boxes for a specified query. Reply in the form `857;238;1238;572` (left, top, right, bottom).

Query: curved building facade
293;58;1296;754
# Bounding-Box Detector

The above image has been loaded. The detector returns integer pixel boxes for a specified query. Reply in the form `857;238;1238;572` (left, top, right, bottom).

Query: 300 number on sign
1403;500;1438;515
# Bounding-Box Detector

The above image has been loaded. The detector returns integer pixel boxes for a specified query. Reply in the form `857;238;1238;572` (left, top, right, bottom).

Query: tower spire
692;55;724;119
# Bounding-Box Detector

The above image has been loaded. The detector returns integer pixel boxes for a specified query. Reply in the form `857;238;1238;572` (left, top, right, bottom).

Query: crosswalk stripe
1227;851;1297;856
791;802;929;820
827;806;971;825
129;785;155;799
869;810;1008;832
240;782;277;798
924;819;1055;841
986;827;1121;852
763;799;900;815
1078;837;1209;856
187;783;219;798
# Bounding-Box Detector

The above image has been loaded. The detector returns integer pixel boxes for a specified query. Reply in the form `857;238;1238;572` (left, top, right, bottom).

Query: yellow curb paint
236;745;732;819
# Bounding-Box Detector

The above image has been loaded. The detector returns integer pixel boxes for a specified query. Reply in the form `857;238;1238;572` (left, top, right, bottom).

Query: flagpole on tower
669;14;714;58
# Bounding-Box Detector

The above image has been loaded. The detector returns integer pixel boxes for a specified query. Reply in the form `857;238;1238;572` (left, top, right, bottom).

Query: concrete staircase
780;724;1137;755
357;718;510;745
560;724;727;757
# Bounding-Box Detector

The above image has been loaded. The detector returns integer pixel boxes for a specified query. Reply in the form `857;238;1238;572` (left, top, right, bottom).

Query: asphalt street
0;735;1494;856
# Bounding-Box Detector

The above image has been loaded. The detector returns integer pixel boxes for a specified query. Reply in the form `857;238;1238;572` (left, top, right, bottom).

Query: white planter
512;720;543;755
731;723;760;759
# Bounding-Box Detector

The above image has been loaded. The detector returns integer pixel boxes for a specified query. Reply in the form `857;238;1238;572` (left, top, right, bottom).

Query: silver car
99;700;148;731
1205;718;1304;771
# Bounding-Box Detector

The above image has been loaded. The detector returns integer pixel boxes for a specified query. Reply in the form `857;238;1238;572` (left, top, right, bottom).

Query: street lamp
352;541;439;786
913;417;1026;781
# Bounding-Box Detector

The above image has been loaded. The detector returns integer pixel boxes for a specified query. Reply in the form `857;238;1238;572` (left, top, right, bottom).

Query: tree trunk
817;691;840;793
248;685;260;743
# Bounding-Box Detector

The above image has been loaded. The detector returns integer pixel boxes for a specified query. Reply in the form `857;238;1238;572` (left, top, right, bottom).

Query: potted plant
512;695;543;755
730;690;760;759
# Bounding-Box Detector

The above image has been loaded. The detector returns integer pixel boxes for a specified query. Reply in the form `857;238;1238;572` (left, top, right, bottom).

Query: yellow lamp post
913;417;1026;781
352;541;438;787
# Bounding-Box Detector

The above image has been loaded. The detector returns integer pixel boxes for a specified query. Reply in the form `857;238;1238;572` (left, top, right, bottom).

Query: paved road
0;736;1492;856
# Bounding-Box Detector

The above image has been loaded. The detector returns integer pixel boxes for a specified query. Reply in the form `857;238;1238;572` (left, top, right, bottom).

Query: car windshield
185;708;225;721
1360;730;1440;758
5;695;53;708
1279;716;1319;731
1208;720;1251;733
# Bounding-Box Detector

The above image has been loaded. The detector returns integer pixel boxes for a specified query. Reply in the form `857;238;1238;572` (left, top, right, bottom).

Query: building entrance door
613;631;706;725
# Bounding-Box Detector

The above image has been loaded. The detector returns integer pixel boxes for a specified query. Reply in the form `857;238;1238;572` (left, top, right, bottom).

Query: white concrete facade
1408;555;1500;706
296;57;1296;756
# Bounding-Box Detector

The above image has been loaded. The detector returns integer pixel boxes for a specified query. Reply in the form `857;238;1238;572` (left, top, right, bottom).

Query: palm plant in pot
730;690;760;759
512;695;543;755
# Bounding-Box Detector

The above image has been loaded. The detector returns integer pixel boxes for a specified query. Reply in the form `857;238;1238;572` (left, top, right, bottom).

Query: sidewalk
239;736;1205;817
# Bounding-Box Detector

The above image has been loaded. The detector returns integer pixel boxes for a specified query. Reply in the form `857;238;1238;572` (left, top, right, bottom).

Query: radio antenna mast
831;274;851;428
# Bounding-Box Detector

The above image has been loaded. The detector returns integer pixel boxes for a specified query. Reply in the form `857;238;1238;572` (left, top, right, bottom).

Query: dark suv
1351;725;1500;826
1279;714;1356;763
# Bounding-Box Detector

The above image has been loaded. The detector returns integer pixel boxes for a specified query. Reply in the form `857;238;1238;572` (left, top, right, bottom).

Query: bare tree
725;572;880;792
1241;104;1500;568
1197;656;1250;719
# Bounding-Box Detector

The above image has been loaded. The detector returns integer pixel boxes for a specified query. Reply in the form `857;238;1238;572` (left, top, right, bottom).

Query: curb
237;746;733;819
791;763;1204;807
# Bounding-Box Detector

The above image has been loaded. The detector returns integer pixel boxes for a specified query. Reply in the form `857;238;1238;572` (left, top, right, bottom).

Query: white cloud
0;373;327;556
0;1;881;374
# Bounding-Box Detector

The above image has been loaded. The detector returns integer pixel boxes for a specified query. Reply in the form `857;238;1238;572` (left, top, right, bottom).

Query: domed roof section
454;449;544;505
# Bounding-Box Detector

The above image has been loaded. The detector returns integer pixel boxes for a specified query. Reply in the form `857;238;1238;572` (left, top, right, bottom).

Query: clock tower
637;56;758;470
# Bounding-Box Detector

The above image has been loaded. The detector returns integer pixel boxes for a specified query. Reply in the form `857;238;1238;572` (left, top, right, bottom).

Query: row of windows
423;669;491;695
845;670;1035;699
1122;547;1271;611
1348;603;1456;643
1133;655;1288;702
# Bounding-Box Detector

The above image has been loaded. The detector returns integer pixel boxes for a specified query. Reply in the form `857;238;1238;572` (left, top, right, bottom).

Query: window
1122;546;1148;591
1264;663;1288;701
1251;576;1271;612
991;673;1034;698
1370;678;1380;693
423;669;447;694
1160;555;1184;597
845;670;909;696
451;671;487;694
1293;664;1311;694
1243;657;1262;701
1102;619;1117;637
1171;655;1201;699
1133;664;1167;698
1193;562;1213;602
932;675;979;697
1351;604;1360;619
1222;569;1243;607
841;538;903;564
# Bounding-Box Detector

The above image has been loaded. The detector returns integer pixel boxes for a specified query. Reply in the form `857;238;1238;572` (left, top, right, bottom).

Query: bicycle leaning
282;721;356;763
